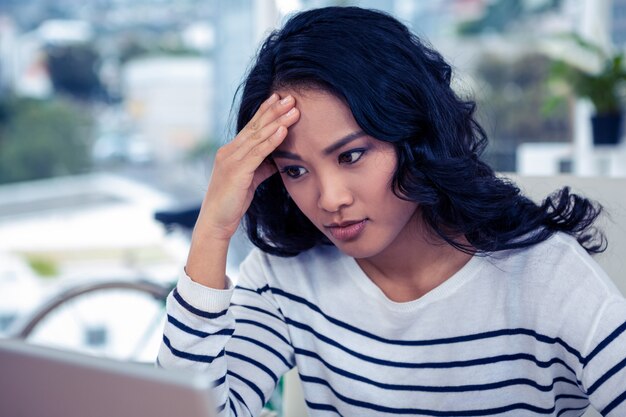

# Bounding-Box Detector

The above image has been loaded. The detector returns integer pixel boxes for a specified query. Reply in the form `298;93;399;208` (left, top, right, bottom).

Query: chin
331;240;386;259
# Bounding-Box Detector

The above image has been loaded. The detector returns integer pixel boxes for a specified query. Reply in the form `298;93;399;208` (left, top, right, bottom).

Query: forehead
274;88;362;151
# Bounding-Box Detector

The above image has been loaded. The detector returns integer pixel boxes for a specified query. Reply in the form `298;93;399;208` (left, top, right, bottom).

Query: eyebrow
272;130;366;161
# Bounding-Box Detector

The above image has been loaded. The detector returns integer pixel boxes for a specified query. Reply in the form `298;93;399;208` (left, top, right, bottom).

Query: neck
355;215;473;302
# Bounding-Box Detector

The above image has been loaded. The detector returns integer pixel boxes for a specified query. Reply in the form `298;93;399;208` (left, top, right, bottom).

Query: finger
243;124;290;168
214;102;297;172
234;95;295;147
252;95;295;134
228;94;279;149
232;108;298;161
231;93;281;145
246;105;299;146
250;93;279;127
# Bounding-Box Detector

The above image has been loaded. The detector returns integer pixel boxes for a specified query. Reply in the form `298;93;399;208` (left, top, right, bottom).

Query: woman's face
272;88;419;259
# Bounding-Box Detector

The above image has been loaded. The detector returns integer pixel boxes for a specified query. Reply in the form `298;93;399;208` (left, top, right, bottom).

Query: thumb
252;159;278;190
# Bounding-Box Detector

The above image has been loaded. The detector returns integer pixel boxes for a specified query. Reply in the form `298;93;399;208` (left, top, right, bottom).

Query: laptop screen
0;339;216;417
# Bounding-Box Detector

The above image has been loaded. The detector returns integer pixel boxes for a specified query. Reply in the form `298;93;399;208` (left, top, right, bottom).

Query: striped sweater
158;233;626;416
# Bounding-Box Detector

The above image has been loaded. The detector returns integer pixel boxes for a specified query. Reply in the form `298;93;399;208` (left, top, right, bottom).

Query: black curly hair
235;6;605;257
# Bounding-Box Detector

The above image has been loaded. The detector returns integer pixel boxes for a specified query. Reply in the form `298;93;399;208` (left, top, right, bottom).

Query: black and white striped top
158;233;626;416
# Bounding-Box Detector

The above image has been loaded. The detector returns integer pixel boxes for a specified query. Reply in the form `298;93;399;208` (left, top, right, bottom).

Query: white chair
508;174;626;297
282;175;626;417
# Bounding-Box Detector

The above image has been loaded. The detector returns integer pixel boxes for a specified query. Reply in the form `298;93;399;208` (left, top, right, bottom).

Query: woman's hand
196;93;299;241
186;93;299;286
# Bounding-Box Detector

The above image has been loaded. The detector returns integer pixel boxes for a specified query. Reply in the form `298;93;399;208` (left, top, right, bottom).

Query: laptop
0;339;216;417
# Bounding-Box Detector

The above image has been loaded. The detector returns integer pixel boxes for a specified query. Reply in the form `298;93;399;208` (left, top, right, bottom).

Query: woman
158;7;626;416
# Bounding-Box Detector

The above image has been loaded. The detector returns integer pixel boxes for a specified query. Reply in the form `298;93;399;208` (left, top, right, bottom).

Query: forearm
185;229;231;289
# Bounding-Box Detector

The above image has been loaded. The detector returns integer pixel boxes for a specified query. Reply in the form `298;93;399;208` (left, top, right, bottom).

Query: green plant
545;34;626;115
0;96;93;184
26;256;59;278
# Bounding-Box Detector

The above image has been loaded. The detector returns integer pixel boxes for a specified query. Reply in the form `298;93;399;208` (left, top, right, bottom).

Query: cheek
364;149;398;192
371;152;397;177
360;169;396;202
359;170;416;218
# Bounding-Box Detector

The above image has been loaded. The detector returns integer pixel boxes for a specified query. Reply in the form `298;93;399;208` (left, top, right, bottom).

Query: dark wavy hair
236;6;605;257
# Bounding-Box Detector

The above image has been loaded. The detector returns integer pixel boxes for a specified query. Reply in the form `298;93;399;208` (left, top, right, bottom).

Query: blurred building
612;0;626;46
0;173;184;349
0;16;97;98
210;0;260;142
0;16;52;98
0;174;175;261
122;56;213;162
0;16;17;96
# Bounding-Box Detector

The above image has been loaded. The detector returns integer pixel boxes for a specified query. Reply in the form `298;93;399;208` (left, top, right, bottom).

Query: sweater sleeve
157;249;296;417
581;295;626;416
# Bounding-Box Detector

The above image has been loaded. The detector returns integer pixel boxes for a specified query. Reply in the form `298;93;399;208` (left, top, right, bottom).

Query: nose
316;173;353;212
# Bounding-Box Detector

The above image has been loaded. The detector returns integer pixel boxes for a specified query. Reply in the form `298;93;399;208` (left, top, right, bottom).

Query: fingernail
269;93;278;101
286;108;296;116
280;96;293;105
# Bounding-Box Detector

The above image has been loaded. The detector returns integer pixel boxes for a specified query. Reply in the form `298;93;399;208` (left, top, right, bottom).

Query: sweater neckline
341;252;485;312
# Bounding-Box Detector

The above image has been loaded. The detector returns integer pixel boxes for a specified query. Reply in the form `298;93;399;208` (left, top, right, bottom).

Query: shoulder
485;233;624;335
488;232;619;299
480;233;626;357
480;233;623;329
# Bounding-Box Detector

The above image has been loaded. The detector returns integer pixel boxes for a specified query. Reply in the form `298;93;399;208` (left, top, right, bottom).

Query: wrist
185;233;230;289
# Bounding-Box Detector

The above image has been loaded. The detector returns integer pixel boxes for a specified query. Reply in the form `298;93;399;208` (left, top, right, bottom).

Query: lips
325;219;367;241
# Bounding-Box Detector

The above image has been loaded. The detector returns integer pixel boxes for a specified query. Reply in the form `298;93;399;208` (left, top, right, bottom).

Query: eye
338;149;366;164
280;166;308;179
